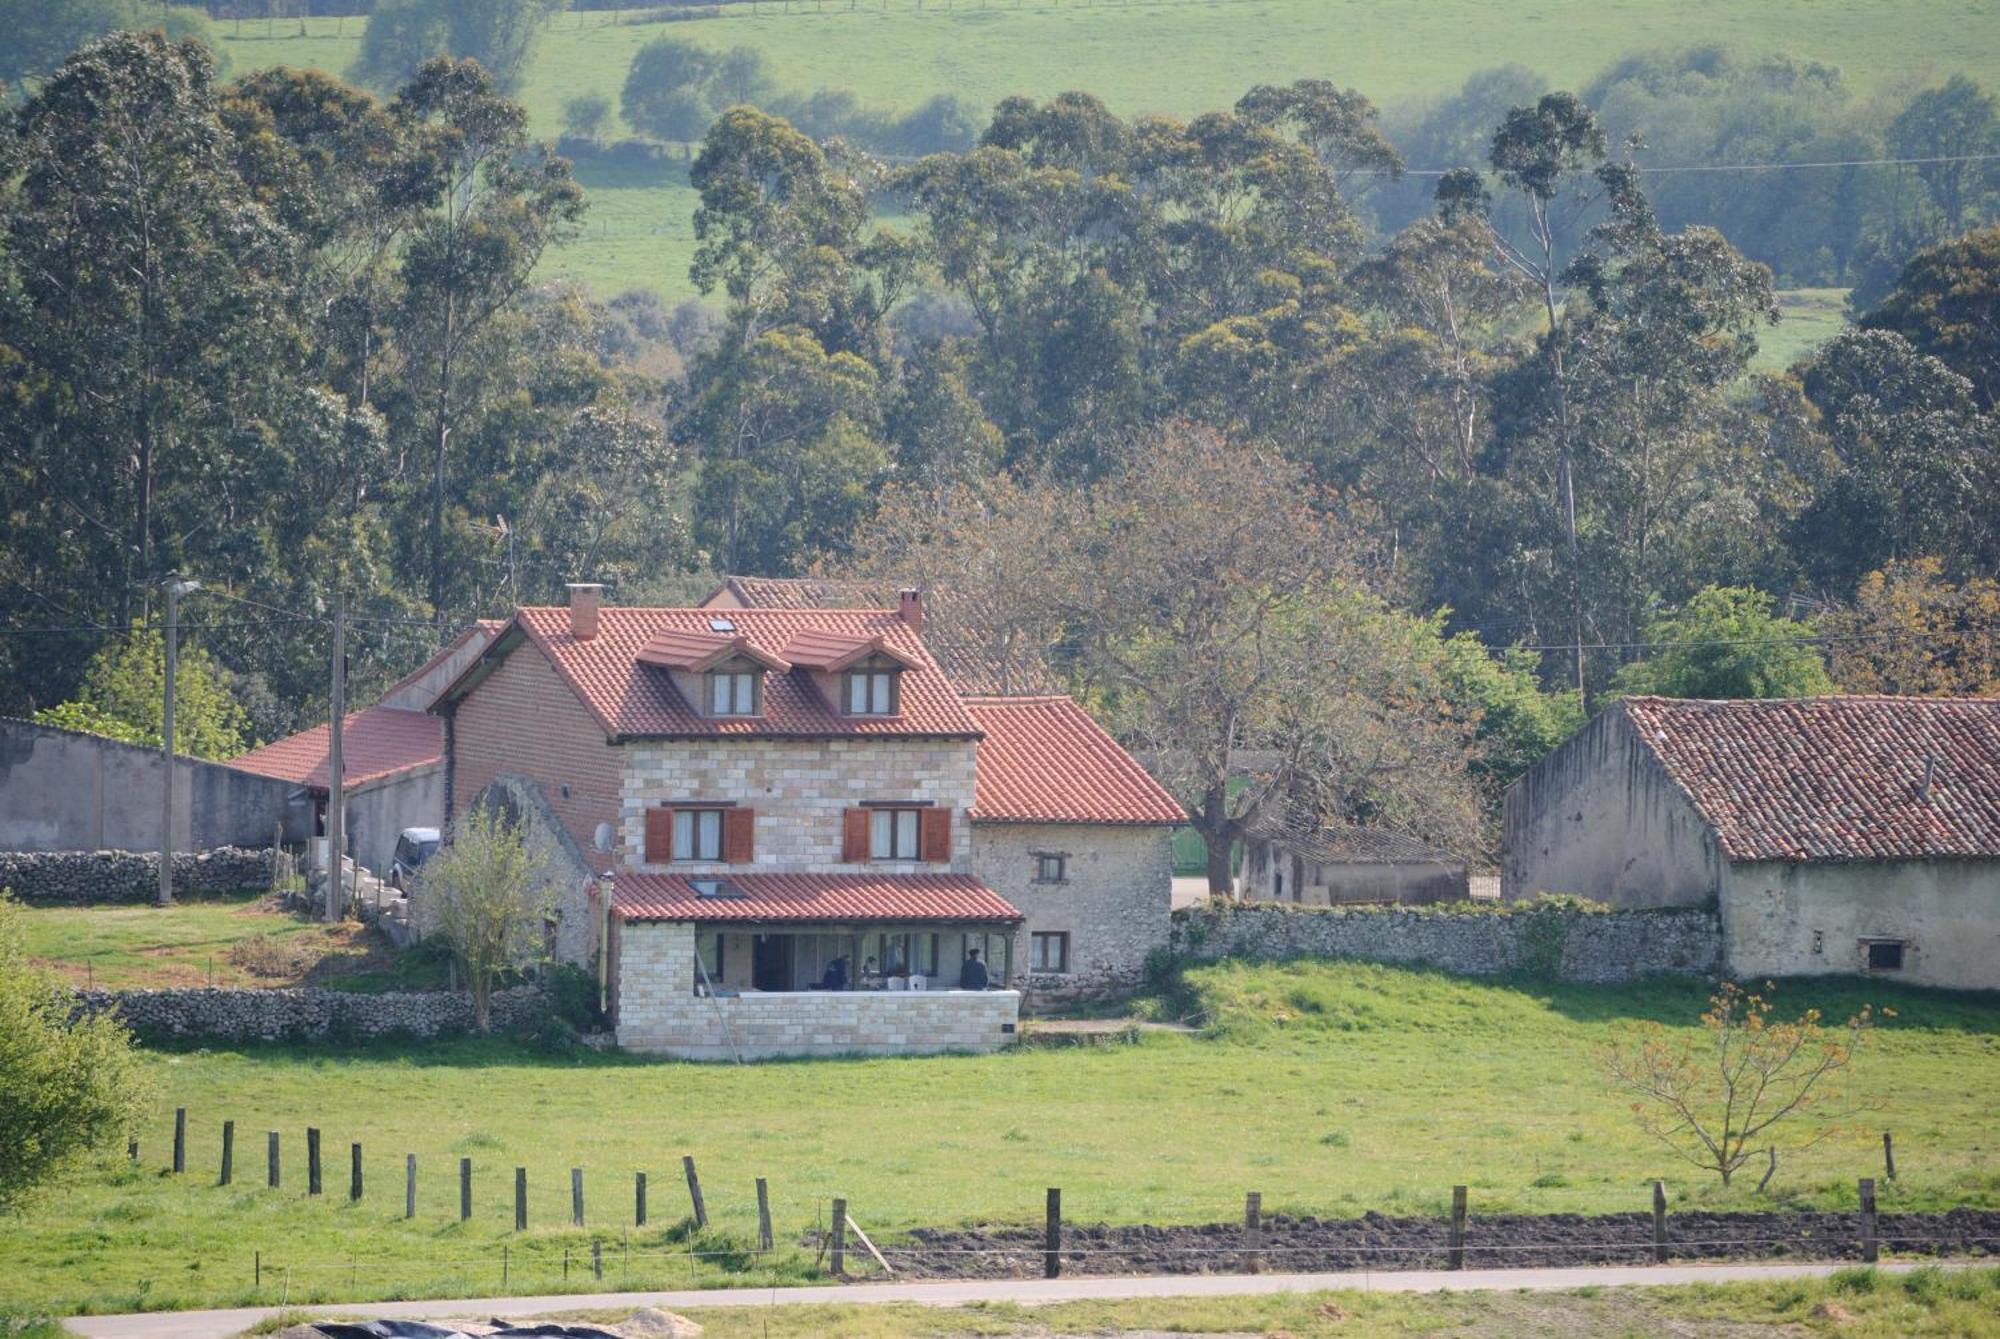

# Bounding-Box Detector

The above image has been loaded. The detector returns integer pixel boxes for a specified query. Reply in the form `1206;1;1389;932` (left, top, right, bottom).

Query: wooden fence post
1448;1185;1467;1270
829;1197;847;1275
220;1120;234;1187
572;1167;585;1227
1859;1177;1878;1263
128;1140;138;1163
592;1239;603;1280
756;1177;773;1251
307;1128;321;1196
406;1154;417;1220
1652;1180;1668;1263
173;1108;186;1174
1044;1187;1062;1279
1883;1132;1897;1181
683;1155;707;1229
350;1143;363;1201
516;1167;527;1231
635;1171;648;1227
1244;1191;1263;1274
461;1157;472;1222
267;1131;280;1188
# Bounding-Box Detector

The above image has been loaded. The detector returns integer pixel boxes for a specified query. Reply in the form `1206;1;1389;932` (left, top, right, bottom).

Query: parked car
388;827;441;890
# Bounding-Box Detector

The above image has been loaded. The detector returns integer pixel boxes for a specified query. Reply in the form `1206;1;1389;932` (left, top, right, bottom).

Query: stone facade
615;920;1019;1058
972;822;1172;1010
1171;901;1721;983
620;738;978;874
0;846;273;905
73;985;545;1043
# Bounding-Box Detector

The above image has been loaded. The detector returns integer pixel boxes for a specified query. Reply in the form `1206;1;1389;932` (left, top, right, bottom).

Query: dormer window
845;668;900;716
708;669;761;716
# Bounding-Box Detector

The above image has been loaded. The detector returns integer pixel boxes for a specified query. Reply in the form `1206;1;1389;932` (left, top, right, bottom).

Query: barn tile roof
706;576;1059;696
964;696;1187;825
1621;695;2000;862
497;606;980;739
612;872;1022;923
228;706;442;792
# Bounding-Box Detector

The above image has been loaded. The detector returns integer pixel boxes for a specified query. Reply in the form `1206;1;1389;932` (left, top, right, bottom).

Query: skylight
691;878;746;900
708;617;736;633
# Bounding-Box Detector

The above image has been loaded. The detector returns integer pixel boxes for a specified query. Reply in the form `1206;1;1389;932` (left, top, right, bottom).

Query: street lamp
159;577;201;909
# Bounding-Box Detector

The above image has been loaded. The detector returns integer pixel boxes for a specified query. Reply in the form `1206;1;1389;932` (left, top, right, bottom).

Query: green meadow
4;961;1994;1316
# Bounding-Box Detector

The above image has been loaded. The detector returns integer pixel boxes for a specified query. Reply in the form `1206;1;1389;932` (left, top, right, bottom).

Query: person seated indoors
957;948;989;991
815;956;849;991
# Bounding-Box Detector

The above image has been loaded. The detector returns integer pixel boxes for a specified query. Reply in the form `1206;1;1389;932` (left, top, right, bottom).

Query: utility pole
324;592;347;923
158;576;199;908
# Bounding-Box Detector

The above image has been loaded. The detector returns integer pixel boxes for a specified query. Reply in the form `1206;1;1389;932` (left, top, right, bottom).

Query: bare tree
415;806;554;1032
1603;982;1881;1188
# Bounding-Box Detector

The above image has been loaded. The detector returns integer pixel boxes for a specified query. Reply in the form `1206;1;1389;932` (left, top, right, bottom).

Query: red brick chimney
566;582;603;640
898;587;924;630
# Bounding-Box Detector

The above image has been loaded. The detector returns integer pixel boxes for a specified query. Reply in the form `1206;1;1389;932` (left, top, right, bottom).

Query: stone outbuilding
1503;695;2000;991
1241;817;1470;906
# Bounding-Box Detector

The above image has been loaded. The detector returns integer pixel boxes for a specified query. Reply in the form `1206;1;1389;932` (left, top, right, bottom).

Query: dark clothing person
819;957;848;991
958;951;989;991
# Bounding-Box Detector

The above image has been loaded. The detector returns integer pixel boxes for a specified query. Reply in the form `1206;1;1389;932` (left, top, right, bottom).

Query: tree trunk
1196;786;1238;897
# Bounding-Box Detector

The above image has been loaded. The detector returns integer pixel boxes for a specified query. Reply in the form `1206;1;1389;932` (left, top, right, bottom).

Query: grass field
1756;287;1855;373
3;961;1994;1316
19;895;442;993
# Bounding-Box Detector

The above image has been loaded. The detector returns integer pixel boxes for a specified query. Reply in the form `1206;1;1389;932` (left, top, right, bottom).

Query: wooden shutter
644;807;674;864
920;807;952;862
723;807;755;864
841;808;870;862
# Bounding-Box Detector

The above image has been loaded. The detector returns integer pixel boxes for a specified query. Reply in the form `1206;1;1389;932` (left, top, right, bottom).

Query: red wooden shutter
644;807;674;863
723;807;755;863
842;808;870;862
920;807;952;862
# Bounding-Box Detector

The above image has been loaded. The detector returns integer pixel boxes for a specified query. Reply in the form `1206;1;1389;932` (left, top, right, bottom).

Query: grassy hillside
4;962;1994;1314
214;0;1994;330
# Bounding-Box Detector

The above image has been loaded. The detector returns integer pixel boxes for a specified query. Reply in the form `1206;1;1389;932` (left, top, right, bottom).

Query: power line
1389;151;2000;179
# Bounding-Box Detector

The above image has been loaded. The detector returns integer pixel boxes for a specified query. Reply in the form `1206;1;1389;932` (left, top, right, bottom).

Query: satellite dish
593;821;615;854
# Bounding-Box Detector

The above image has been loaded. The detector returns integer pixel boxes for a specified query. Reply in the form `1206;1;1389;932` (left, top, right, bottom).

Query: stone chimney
898;587;924;630
566;582;603;640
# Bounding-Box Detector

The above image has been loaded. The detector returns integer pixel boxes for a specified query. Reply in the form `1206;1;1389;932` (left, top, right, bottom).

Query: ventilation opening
1864;939;1905;972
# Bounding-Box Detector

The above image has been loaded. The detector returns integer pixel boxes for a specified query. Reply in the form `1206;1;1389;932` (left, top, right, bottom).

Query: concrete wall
1502;707;1725;907
378;626;497;712
0;717;309;852
1171;901;1722;983
621;737;979;874
342;766;445;877
973;822;1172;1008
1242;838;1468;905
447;638;625;871
1722;858;2000;991
615;919;1020;1058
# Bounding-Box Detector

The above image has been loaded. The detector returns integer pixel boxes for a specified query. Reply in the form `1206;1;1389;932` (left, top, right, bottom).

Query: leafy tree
1886;75;1997;235
0;891;151;1209
621;36;718;147
1603;982;1877;1188
0;0;222;98
414;807;553;1033
352;0;558;94
1822;558;2000;695
31;627;251;758
885;340;1004;490
1437;636;1584;793
1861;224;2000;409
561;92;611;144
1611;586;1833;700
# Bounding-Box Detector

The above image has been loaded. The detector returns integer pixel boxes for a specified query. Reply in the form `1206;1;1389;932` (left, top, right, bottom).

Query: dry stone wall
73;985;544;1043
0;847;272;905
1171;900;1720;983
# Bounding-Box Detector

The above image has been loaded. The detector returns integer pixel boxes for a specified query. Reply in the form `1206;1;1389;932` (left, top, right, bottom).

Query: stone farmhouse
1503;695;2000;991
430;584;1184;1057
1240;816;1470;906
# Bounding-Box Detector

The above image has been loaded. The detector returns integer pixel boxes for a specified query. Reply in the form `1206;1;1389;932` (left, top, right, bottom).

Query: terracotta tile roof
636;628;790;673
779;629;919;672
1621;695;2000;862
613;872;1022;923
964;696;1188;825
708;576;1059;696
502;606;980;739
228;706;442;792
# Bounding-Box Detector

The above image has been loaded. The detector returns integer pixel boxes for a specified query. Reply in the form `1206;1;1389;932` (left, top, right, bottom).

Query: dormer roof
636;628;791;674
779;629;921;673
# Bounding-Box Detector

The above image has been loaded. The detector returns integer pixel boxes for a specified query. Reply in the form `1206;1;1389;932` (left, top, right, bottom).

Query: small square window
1034;853;1068;884
1865;939;1905;972
1030;931;1070;973
869;808;921;860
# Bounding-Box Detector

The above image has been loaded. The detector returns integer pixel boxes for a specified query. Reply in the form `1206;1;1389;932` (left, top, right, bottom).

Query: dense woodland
2;7;1997;859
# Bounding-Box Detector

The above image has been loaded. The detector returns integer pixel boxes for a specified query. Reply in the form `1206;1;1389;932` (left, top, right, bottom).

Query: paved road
66;1259;1978;1339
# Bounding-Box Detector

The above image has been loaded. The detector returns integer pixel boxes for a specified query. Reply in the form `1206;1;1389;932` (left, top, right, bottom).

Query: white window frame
868;807;921;860
672;808;725;862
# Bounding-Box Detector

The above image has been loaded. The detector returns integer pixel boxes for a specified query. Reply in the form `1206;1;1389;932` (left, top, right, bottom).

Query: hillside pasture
3;961;1994;1316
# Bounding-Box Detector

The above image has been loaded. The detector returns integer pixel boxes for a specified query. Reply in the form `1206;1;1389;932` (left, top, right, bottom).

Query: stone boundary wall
1171;901;1720;983
73;985;545;1043
1;847;273;905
